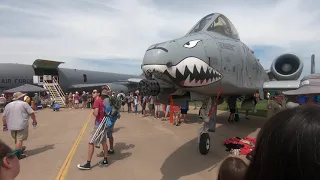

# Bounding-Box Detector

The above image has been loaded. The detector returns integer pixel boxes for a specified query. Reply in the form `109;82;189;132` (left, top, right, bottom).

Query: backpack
104;106;119;127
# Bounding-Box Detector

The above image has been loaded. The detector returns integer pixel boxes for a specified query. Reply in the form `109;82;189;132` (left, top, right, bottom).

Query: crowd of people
2;73;320;179
65;90;191;126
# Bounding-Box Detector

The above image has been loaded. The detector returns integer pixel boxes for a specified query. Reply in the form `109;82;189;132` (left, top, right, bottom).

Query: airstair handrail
43;79;58;100
52;77;65;99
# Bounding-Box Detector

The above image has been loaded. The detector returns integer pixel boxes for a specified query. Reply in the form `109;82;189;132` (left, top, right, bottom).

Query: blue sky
0;0;319;76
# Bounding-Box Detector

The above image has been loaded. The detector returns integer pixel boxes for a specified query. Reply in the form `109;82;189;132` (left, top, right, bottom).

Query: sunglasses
92;91;97;94
297;95;320;104
1;149;23;162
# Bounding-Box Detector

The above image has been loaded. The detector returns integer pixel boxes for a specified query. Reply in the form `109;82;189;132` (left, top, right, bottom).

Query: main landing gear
197;96;218;155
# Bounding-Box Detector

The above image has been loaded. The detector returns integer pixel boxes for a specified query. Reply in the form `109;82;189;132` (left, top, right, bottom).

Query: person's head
245;105;320;180
218;157;248;180
283;73;320;105
100;89;110;100
12;92;26;101
92;89;100;99
0;140;20;179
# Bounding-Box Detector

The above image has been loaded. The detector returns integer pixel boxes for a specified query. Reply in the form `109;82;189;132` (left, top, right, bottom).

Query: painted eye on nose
183;40;201;48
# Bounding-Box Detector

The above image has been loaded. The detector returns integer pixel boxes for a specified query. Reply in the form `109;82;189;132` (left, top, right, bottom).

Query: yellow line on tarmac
56;111;92;180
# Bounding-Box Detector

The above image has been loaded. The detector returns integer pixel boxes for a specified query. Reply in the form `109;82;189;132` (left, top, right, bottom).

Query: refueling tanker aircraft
137;13;313;155
0;59;142;94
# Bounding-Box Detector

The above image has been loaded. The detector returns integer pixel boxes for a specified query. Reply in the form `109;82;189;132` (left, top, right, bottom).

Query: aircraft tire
199;133;210;155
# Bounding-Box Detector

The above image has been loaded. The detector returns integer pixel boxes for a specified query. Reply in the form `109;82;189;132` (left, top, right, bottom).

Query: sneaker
99;159;108;166
77;162;91;170
108;149;115;154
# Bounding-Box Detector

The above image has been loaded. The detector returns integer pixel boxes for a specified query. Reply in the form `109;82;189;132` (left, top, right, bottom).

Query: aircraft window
226;18;240;40
83;74;87;82
189;14;214;34
207;15;239;40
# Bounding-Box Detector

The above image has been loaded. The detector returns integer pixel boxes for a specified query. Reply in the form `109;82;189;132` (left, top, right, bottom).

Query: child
53;103;60;111
218;157;248;180
172;105;181;126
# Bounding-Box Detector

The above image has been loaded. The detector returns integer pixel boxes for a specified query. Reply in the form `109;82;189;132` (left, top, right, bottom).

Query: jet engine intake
270;54;303;80
138;79;161;96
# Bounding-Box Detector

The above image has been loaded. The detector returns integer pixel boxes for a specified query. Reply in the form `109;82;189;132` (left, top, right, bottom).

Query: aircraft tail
311;54;315;74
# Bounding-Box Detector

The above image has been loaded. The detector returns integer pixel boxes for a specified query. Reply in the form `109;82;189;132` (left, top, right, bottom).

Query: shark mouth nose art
142;57;223;87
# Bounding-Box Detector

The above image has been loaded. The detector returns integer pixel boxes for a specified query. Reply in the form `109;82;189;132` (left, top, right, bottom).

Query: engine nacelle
270;54;303;80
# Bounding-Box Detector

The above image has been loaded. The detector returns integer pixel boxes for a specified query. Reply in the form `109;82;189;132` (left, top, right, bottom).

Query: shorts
149;104;155;110
89;125;106;144
75;100;79;104
230;108;236;113
155;104;160;111
107;125;114;138
181;109;188;114
166;105;170;112
11;128;28;142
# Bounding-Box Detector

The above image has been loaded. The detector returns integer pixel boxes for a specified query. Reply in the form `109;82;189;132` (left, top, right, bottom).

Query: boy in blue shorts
97;95;120;157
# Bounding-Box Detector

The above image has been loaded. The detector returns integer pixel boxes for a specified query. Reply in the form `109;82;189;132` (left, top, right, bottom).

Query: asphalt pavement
0;107;266;180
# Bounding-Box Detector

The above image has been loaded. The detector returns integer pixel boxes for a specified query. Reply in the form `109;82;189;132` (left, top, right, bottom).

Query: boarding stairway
43;77;66;107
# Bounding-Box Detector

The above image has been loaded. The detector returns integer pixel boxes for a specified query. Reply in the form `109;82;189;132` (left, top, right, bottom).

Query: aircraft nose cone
142;41;179;66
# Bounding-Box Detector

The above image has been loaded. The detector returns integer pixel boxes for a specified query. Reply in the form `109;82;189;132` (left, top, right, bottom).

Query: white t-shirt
3;100;34;130
134;96;138;105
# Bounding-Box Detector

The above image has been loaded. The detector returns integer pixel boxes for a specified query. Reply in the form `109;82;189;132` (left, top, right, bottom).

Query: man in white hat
283;73;320;106
2;91;37;158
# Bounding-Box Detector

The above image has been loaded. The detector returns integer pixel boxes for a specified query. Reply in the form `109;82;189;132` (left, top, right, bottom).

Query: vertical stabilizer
311;54;315;74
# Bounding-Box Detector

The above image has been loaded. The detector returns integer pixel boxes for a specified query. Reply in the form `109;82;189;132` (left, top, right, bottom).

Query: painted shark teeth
141;57;223;87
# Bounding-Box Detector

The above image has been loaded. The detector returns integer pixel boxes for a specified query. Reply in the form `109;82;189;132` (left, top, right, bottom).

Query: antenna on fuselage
311;54;315;74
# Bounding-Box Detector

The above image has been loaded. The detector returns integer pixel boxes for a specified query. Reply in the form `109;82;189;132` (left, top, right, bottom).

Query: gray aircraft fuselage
139;13;303;102
0;63;139;93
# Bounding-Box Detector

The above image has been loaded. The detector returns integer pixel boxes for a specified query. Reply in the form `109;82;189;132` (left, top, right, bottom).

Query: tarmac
0;107;267;180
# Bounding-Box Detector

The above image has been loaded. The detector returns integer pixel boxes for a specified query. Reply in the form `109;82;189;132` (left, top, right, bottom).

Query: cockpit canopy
187;13;240;40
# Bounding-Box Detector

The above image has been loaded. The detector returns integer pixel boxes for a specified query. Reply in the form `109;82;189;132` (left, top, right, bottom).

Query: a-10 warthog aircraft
137;13;310;155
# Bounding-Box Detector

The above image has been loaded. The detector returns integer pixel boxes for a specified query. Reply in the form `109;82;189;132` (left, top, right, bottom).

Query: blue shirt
181;100;189;110
104;98;110;107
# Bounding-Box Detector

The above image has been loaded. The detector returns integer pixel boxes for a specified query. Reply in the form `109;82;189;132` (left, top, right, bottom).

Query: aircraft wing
68;77;143;91
263;80;300;91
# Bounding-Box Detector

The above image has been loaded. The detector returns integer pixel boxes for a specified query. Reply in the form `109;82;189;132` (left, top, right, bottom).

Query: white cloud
0;0;319;75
